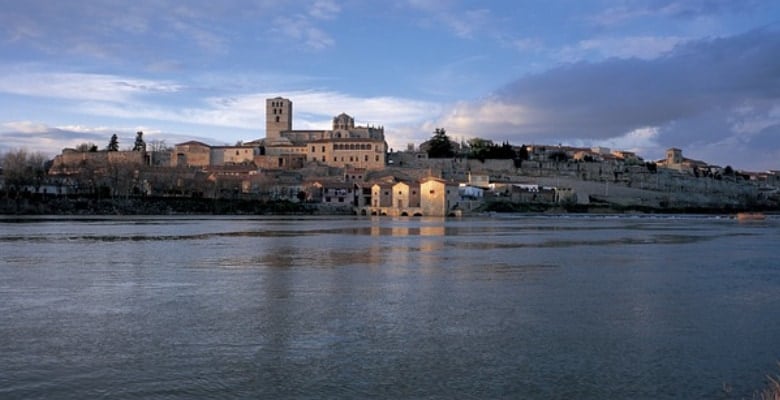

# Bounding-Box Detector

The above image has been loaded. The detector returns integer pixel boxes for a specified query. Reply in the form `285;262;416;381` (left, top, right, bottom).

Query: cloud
406;0;495;39
0;69;183;102
0;1;276;64
434;27;780;169
271;15;336;50
557;35;686;62
309;0;341;20
0;121;218;157
588;0;764;26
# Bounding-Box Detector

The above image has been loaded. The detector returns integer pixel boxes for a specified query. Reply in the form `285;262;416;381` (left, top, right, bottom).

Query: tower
666;148;683;165
332;113;355;130
266;97;292;141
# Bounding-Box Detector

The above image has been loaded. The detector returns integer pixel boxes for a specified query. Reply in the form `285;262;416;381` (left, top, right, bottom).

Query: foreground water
1;214;778;399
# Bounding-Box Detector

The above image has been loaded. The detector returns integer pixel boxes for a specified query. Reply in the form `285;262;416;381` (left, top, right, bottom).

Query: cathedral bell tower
266;97;292;141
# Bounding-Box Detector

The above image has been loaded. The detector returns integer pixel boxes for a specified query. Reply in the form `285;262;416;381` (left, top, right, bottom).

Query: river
1;214;779;399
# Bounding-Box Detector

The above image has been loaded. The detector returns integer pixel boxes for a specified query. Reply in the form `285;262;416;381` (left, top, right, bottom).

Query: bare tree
1;149;48;193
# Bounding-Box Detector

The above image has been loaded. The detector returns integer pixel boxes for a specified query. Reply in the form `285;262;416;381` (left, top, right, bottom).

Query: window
364;155;368;162
236;150;239;155
430;190;435;194
311;146;315;152
275;116;280;123
322;156;325;162
322;146;325;152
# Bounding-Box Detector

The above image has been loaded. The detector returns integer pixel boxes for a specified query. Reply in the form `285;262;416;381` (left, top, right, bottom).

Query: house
320;181;355;205
459;184;484;199
172;141;212;167
420;177;460;217
509;184;556;203
371;182;394;208
391;181;421;210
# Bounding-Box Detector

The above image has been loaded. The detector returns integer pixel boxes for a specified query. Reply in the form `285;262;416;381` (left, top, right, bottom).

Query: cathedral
253;97;387;170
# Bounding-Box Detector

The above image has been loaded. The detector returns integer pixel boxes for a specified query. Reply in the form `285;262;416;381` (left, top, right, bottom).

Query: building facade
260;97;387;171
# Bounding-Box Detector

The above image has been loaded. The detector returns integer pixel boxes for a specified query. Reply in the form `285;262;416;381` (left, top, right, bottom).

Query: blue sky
1;0;779;171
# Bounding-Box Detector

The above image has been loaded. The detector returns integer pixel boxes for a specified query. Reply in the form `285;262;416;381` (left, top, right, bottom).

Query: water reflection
2;216;779;399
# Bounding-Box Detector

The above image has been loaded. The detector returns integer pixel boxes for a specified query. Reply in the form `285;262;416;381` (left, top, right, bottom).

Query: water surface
1;215;779;399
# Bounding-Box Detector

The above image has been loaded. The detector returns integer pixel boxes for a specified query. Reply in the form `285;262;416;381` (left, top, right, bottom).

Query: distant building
171;141;259;168
253;97;388;171
420;177;460;217
657;147;709;174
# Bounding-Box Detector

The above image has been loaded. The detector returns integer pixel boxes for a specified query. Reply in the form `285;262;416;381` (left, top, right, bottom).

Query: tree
548;151;568;162
645;162;657;172
517;145;529;161
425;128;455;158
132;131;146;152
1;149;48;193
107;134;119;151
75;142;98;152
148;139;171;153
466;137;493;161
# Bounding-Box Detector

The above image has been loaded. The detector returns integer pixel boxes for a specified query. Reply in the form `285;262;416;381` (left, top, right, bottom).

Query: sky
1;0;779;171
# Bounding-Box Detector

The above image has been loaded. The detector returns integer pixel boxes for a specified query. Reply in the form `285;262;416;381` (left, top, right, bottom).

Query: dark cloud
490;26;780;144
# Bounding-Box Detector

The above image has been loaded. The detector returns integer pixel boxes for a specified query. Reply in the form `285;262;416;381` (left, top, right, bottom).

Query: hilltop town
2;97;779;215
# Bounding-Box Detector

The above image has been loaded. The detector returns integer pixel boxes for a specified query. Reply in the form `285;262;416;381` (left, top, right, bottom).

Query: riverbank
2;192;776;216
0;193;344;215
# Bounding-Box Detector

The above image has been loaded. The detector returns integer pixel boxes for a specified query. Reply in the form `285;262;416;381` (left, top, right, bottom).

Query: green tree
466;137;493;161
425;128;454;158
107;134;119;151
548;151;568;162
517;144;529;161
132;131;146;152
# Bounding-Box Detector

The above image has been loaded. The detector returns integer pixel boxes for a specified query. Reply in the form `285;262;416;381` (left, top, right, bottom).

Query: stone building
49;149;147;175
420;177;460;217
172;141;258;168
255;97;387;171
172;141;211;167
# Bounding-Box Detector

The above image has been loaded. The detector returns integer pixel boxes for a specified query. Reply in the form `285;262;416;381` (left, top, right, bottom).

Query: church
251;97;387;171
